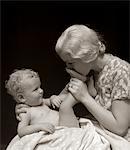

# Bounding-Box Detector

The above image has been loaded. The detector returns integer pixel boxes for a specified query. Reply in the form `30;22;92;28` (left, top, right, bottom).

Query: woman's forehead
61;53;75;63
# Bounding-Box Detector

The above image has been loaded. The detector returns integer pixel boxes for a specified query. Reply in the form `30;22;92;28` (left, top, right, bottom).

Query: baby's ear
17;94;26;103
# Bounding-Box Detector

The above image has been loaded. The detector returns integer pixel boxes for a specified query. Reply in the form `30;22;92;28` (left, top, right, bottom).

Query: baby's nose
39;88;43;94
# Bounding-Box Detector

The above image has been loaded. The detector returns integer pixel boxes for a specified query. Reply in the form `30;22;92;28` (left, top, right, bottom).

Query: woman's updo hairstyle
55;24;106;63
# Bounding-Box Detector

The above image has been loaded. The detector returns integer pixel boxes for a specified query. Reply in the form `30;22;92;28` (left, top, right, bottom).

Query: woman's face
65;59;92;76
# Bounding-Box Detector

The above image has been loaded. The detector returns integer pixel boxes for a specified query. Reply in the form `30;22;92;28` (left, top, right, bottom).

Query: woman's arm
81;95;129;136
68;78;129;136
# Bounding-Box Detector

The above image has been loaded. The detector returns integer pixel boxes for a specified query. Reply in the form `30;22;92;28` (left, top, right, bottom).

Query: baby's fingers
52;104;55;109
54;100;61;108
47;125;55;134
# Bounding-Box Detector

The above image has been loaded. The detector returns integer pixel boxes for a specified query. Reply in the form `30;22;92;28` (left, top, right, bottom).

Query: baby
5;69;69;137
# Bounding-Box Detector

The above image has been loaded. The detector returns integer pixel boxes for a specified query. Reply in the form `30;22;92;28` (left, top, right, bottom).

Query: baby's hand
87;76;97;97
50;95;62;109
41;123;55;134
15;103;30;121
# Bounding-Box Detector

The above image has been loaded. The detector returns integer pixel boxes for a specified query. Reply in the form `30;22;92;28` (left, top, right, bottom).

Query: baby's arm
43;98;51;107
17;111;55;138
49;84;73;108
43;96;62;109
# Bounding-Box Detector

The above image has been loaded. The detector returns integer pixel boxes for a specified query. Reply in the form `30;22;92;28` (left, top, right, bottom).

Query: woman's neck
93;54;111;72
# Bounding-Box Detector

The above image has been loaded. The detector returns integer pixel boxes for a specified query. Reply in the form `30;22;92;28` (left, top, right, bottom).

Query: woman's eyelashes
67;62;74;68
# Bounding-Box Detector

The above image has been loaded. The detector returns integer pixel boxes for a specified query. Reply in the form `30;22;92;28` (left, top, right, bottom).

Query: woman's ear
98;41;106;54
17;94;26;103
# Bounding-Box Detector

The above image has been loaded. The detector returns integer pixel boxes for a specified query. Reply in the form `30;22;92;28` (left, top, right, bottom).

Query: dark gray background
1;1;129;149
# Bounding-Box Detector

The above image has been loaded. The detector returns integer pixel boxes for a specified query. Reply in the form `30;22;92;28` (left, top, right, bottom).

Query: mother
56;24;130;140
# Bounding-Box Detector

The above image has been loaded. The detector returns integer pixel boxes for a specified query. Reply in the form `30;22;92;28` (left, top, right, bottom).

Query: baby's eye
33;88;38;91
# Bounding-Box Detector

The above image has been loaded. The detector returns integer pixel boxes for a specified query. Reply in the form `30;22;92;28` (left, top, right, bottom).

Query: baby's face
22;77;43;106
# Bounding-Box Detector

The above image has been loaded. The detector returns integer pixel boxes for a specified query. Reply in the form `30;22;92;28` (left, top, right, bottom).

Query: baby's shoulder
30;105;43;111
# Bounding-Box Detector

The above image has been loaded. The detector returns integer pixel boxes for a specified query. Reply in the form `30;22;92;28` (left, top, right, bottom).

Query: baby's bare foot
88;76;97;97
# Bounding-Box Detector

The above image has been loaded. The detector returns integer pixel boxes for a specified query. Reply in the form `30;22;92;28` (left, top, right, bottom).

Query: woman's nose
66;63;72;69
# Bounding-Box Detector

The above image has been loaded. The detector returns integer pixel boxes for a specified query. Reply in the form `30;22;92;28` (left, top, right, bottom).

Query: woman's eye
68;62;73;65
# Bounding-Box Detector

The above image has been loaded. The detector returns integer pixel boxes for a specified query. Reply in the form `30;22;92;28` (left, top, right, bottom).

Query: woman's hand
68;78;90;102
15;103;30;121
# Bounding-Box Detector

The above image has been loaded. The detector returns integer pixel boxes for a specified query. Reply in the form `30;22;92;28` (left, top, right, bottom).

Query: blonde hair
5;69;39;103
55;25;105;63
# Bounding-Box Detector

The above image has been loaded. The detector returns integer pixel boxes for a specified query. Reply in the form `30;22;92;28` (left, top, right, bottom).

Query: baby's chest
30;107;49;124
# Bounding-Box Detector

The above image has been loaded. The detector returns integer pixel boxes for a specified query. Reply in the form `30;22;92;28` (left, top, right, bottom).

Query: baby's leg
87;76;97;97
59;93;79;127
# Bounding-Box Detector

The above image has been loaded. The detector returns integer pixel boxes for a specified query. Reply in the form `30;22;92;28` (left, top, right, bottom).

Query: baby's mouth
39;94;43;99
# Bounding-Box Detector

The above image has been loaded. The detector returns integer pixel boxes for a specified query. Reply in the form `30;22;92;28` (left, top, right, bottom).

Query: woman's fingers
15;107;28;114
16;103;29;109
68;86;76;93
68;78;82;88
15;104;29;121
15;104;29;114
16;115;21;121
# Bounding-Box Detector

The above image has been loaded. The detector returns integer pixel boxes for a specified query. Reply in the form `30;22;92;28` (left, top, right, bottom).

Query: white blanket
6;119;130;150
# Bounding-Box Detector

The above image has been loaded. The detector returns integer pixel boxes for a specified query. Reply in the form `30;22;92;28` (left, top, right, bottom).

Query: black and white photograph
1;1;130;149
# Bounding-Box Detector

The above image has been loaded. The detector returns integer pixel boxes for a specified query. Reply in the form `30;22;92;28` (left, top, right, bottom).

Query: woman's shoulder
105;54;130;77
108;54;129;68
